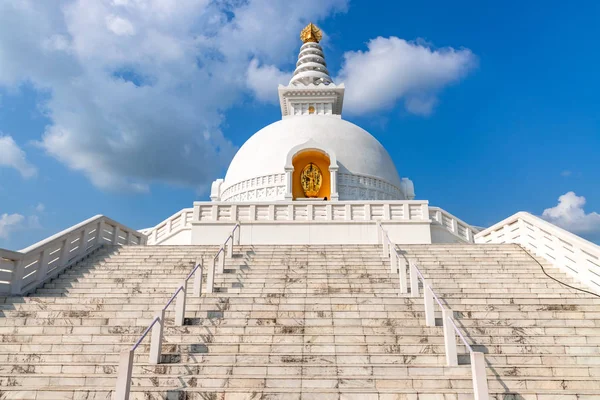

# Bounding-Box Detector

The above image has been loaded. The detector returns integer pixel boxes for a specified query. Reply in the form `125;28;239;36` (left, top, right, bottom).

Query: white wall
191;221;432;245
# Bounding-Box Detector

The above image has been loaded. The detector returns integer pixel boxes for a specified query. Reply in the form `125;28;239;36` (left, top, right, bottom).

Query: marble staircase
0;244;599;399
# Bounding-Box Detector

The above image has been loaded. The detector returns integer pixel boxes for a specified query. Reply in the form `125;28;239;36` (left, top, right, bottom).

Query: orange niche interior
292;150;331;200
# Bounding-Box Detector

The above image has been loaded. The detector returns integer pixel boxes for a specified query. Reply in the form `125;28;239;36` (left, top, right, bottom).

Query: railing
475;212;600;295
194;200;430;223
114;222;241;399
0;215;146;296
376;221;489;399
142;208;194;245
429;207;478;243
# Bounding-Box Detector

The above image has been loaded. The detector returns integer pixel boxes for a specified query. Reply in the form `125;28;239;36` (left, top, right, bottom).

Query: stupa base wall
191;220;432;245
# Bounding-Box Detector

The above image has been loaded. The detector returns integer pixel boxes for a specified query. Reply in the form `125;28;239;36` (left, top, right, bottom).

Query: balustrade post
471;351;490;400
398;257;408;294
174;281;187;326
149;310;165;364
35;248;51;286
390;250;397;274
112;225;120;245
442;308;458;366
234;223;241;245
219;247;225;273
95;220;105;245
193;260;203;297
114;349;134;400
10;259;25;295
77;228;88;256
424;284;435;327
382;235;389;258
227;237;233;258
206;257;216;294
409;260;419;297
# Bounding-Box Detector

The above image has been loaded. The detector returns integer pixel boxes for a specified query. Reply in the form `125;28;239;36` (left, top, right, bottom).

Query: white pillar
398;257;408;294
471;351;490;399
219;247;225;273
149;310;165;364
284;167;293;200
193;261;203;297
409;260;419;297
95;220;105;245
174;280;187;326
227;236;233;258
35;248;51;286
442;308;458;366
424;284;435;327
329;166;339;201
114;349;134;400
206;257;216;294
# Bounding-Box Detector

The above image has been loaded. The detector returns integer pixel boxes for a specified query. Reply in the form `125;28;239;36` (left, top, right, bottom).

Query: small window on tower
308;106;315;114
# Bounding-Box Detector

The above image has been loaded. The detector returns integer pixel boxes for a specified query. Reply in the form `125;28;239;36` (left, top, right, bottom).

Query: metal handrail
381;225;474;351
376;222;488;399
116;221;241;400
163;286;183;311
448;316;474;353
131;316;160;351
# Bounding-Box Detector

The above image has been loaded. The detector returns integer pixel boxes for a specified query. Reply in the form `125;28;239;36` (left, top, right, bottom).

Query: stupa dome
218;115;407;202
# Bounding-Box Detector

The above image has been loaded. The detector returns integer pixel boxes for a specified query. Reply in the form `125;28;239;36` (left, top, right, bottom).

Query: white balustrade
0;215;146;296
143;208;194;245
377;223;489;399
475;212;600;295
195;201;429;223
429;206;478;243
114;223;241;399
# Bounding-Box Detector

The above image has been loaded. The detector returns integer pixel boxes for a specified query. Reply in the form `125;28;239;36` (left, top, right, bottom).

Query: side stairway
0;244;598;399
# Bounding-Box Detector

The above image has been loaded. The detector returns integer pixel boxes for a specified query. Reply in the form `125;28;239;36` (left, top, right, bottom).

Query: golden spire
300;23;323;43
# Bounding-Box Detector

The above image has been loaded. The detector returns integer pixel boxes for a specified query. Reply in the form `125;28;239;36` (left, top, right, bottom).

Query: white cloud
561;170;572;177
0;135;37;178
542;192;600;239
0;0;348;192
106;15;135;36
0;213;25;239
336;37;477;116
35;203;45;213
247;59;291;103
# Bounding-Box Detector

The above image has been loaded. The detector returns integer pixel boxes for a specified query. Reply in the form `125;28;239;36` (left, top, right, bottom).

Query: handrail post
206;257;216;294
471;351;490;399
382;235;389;258
227;236;233;258
390;250;397;274
149;310;165;364
442;308;458;366
193;260;203;297
219;247;225;273
376;220;382;245
424;283;435;327
409;260;419;297
114;349;134;400
398;257;408;294
174;280;187;326
234;223;241;245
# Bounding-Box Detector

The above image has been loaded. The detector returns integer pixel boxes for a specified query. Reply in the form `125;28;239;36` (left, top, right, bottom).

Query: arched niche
284;139;339;201
292;150;331;200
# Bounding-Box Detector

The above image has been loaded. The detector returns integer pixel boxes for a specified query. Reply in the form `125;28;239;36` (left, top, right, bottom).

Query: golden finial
300;23;323;43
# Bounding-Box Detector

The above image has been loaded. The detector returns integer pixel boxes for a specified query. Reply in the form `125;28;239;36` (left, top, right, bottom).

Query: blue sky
1;0;599;249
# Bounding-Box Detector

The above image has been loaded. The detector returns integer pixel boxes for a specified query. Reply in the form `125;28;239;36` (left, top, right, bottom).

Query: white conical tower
278;23;344;118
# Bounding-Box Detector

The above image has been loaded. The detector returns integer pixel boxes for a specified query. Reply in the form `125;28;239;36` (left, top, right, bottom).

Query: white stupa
211;23;414;204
